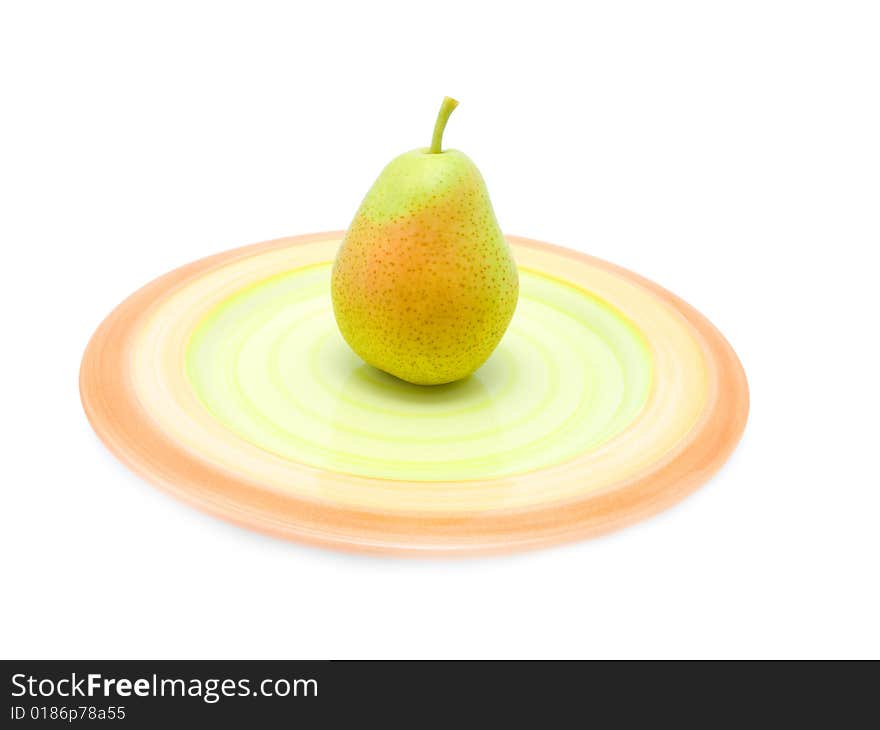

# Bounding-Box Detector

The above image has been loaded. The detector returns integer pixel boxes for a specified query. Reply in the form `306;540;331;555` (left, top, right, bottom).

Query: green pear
331;97;519;385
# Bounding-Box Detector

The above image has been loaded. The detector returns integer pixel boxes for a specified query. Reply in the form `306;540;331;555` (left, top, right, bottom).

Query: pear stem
429;96;459;154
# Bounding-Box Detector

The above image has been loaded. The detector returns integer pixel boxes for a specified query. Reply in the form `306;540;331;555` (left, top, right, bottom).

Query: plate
80;232;748;555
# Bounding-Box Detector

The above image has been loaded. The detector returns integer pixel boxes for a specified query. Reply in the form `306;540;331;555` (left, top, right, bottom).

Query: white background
2;1;878;659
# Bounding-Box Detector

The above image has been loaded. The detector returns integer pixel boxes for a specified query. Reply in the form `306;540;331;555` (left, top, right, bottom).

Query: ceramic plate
80;232;748;555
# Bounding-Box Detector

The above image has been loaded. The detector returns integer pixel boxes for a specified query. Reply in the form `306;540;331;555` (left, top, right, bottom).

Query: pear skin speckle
332;148;519;385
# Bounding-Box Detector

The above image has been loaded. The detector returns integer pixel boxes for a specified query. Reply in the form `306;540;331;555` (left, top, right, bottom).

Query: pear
331;97;519;385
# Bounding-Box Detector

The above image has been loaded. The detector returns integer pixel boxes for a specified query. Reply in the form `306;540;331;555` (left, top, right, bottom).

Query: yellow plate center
186;263;652;481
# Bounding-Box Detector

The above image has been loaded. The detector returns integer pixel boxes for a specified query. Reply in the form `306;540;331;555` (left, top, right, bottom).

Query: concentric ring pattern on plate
80;232;748;554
